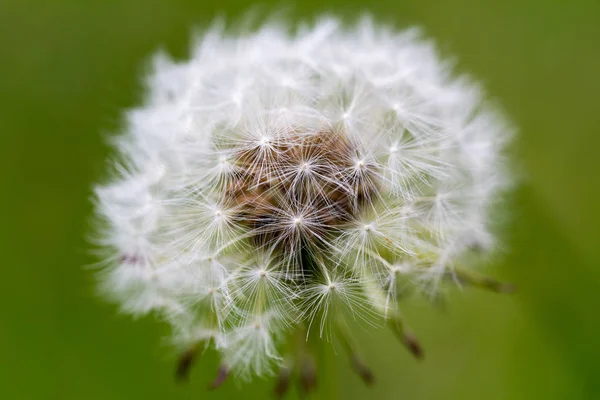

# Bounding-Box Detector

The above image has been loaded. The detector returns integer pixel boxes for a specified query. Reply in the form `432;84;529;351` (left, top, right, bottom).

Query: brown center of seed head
225;130;379;264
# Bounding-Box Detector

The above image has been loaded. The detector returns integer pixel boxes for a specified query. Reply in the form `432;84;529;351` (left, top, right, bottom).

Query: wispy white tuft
93;15;512;379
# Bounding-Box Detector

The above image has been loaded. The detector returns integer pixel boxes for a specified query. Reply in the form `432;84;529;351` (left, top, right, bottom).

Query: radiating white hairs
93;16;512;384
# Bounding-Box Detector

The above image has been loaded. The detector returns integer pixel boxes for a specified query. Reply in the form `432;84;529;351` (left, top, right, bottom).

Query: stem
335;320;374;386
390;313;424;360
296;324;318;396
317;337;339;400
451;267;516;293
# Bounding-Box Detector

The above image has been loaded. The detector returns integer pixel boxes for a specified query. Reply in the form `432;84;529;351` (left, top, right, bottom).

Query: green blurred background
1;0;599;399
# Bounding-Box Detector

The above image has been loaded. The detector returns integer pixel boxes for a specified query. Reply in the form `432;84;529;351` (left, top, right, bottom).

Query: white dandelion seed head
93;15;513;383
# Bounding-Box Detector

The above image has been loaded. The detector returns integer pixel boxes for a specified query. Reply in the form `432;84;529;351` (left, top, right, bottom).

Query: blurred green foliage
1;0;599;399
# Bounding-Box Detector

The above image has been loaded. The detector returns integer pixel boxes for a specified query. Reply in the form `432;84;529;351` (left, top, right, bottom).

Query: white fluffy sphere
94;16;512;384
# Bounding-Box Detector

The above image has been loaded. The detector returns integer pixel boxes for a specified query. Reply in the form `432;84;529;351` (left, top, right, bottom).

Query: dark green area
1;1;599;399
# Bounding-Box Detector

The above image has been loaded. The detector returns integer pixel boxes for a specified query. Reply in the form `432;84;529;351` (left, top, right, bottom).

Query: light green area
1;1;599;399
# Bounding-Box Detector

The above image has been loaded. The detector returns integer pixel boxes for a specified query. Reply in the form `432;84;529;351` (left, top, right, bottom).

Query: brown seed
208;365;229;390
174;346;197;383
222;129;380;273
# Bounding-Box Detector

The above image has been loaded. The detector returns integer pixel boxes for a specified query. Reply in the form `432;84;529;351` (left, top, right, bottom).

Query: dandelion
93;15;513;394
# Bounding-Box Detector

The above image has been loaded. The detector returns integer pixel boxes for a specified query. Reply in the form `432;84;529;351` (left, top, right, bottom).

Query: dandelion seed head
93;15;513;383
